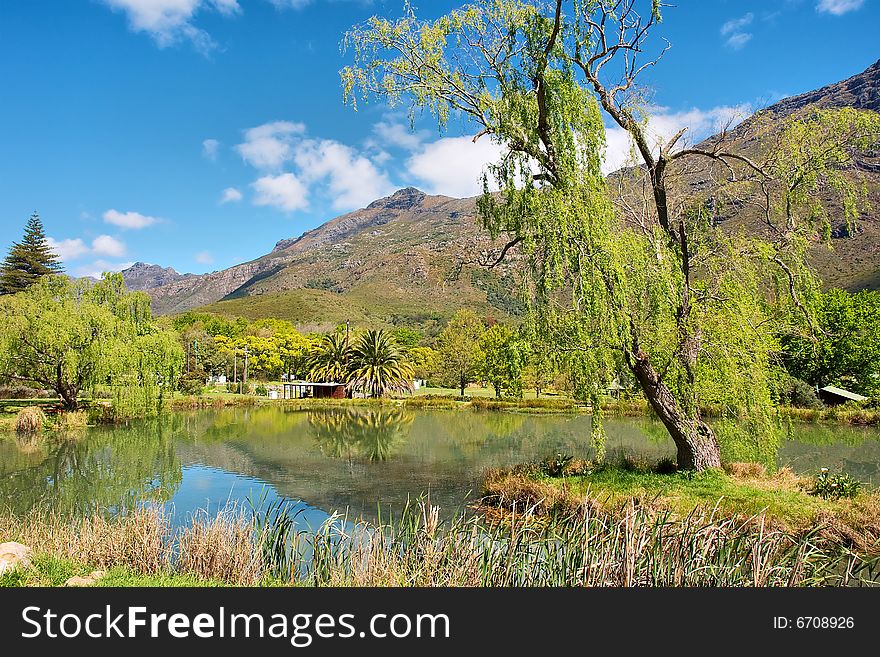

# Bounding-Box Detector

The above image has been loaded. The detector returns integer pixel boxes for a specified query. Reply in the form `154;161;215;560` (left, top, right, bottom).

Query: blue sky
0;0;877;277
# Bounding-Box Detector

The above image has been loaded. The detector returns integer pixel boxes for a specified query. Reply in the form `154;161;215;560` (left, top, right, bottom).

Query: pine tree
0;212;63;294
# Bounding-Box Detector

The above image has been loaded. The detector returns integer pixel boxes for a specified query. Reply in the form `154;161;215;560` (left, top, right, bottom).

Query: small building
207;374;227;384
817;385;868;406
282;381;347;399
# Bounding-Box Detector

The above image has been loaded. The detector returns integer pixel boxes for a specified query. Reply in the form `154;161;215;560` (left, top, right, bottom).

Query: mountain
137;60;880;328
139;187;520;331
121;262;192;291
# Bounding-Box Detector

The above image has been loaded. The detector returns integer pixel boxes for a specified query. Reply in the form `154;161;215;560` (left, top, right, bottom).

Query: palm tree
307;332;351;383
348;329;414;398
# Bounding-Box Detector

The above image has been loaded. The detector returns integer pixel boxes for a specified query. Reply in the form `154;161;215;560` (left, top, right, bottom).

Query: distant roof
284;381;345;386
819;386;868;402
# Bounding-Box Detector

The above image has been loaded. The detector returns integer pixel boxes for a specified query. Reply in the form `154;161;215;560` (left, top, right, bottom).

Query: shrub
809;468;862;500
15;406;46;434
55;410;89;430
178;371;205;396
779;377;824;409
226;382;238;394
255;384;268;397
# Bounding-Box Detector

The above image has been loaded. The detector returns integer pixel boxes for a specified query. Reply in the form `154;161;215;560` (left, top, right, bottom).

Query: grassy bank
483;457;880;556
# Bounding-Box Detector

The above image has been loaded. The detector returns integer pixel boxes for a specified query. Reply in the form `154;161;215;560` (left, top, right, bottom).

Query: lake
2;406;880;527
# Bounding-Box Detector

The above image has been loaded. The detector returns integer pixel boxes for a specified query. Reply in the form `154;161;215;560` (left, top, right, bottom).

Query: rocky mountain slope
126;59;880;327
121;262;192;291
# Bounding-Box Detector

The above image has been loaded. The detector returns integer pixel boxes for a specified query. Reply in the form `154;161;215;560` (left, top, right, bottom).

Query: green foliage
777;376;824;409
478;324;527;397
254;383;269;396
308;332;352;383
348;329;414;398
436;309;486;395
782;288;880;396
390;326;423;352
178;370;206;396
0;274;183;413
809;468;862;500
0;212;62;295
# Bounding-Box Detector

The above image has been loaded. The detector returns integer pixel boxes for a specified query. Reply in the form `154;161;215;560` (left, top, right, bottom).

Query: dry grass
54;410;89;430
15;407;46;434
723;462;768;479
178;509;263;585
482;469;598;517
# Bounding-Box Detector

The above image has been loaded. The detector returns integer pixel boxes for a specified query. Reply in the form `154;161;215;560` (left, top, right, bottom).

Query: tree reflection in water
308;408;414;464
0;417;183;515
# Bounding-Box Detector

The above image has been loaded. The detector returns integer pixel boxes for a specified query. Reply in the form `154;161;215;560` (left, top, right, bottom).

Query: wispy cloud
103;209;159;229
100;0;242;54
202;138;220;161
220;187;243;203
720;12;754;50
195;251;214;265
816;0;865;15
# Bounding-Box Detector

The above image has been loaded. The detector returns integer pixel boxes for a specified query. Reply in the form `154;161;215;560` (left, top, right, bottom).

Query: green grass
561;467;838;528
0;554;236;587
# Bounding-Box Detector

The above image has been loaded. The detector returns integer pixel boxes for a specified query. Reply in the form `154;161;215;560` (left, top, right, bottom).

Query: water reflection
0;417;182;515
0;408;879;523
309;408;413;463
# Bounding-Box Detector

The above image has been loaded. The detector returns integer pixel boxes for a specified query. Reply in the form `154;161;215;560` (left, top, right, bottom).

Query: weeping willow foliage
0;273;183;417
341;0;880;465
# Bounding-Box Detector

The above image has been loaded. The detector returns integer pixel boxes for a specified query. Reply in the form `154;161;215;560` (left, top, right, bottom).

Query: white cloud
251;173;310;212
91;235;128;258
720;13;754;35
236;121;306;170
407;136;505;198
720;12;753;50
195;251;214;264
100;0;241;54
725;32;753;50
202;138;220;160
817;0;864;15
371;120;428;151
602;104;752;174
103;209;159;229
47;237;90;261
76;260;136;280
48;235;129;262
293;139;395;210
220;187;243;203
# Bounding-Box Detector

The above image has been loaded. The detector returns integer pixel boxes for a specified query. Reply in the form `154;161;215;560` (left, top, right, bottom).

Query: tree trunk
58;385;79;411
459;375;466;398
627;348;721;471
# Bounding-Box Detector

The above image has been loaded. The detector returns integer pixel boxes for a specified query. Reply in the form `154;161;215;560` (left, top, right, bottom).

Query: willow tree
0;273;183;412
342;0;880;469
